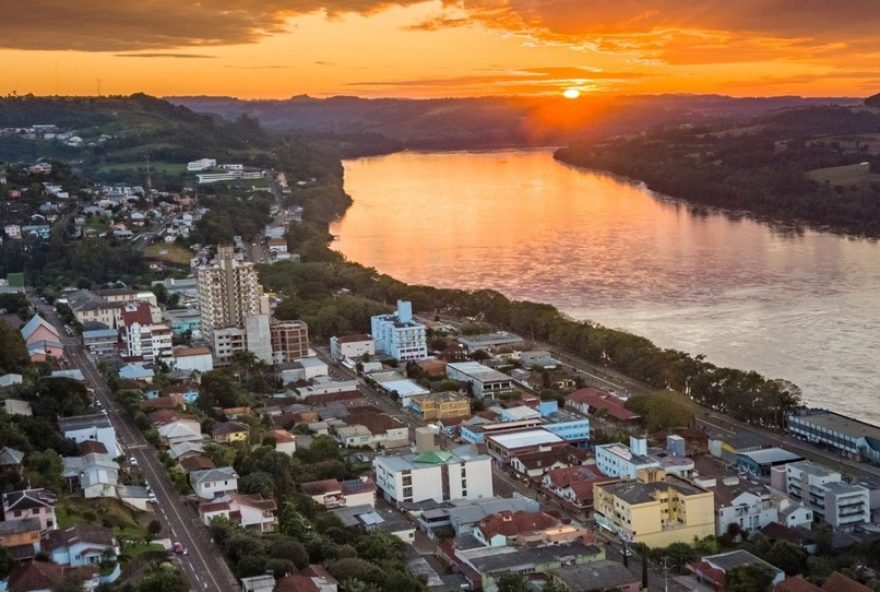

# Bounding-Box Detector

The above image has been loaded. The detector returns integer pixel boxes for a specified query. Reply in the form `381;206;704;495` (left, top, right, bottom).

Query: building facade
370;301;427;361
270;319;310;363
197;246;265;341
373;447;493;505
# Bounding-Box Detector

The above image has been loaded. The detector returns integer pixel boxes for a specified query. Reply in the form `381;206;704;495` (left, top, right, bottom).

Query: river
330;149;880;423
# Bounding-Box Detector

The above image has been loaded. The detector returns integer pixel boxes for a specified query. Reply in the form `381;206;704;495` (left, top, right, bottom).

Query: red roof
776;576;823;592
477;510;559;540
121;302;152;327
822;572;872;592
567;388;640;421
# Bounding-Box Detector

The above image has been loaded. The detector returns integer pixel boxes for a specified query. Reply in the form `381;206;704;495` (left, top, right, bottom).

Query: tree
137;566;189;592
25;450;63;492
763;541;807;576
725;564;775;592
0;319;27;373
147;520;161;539
0;547;14;579
496;573;528;592
663;542;697;573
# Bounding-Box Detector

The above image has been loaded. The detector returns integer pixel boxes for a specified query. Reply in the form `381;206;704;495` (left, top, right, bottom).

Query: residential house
690;550;785;590
593;468;715;547
20;314;63;362
566;388;640;424
275;565;339;592
58;414;120;458
190;467;238;500
2;489;57;531
509;446;591;480
335;409;408;449
211;421;250;444
240;574;275;592
0;517;41;558
0;399;32;417
595;437;661;480
7;561;99;592
0;373;23;389
473;510;573;547
44;525;119;570
171;346;213;373
542;465;607;512
118;364;154;382
550;560;642;592
0;447;24;474
62;453;119;499
300;477;377;509
198;493;277;533
266;429;297;456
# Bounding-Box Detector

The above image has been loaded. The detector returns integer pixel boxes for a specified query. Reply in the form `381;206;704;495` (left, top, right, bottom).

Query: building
20;314;63;361
787;408;880;463
473;510;585;548
82;328;119;357
462;418;544;445
119;302;172;363
551;560;641;592
373;446;493;505
198;493;277;533
715;488;780;537
171;346;214;373
594;469;715;547
244;313;273;364
596;437;661;479
690;550;785;590
0;399;32;417
485;429;567;463
446;362;514;399
736;448;803;477
58;414;120;458
335;410;409;449
370;301;427;361
408;392;471;421
2;489;57;532
62;453;119;499
44;525;118;570
197;246;266;342
64;290;125;328
566;388;641;423
275;565;339;592
330;334;374;361
779;461;870;528
190;467;239;500
0;517;42;558
457;331;524;353
187;158;217;171
211;421;250;444
300;477;377;509
271;319;310;363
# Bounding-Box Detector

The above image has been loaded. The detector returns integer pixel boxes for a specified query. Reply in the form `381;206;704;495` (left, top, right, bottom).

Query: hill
555;97;880;235
168;94;859;152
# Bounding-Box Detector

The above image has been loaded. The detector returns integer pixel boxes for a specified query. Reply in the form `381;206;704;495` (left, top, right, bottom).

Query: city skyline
3;1;880;98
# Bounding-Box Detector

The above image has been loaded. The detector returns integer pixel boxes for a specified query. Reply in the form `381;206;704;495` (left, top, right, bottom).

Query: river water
331;149;880;423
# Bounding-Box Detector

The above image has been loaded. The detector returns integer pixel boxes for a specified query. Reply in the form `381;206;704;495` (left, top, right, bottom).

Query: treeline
259;258;800;428
555;104;880;235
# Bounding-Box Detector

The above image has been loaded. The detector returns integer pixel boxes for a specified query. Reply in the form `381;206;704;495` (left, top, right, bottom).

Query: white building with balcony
370;301;427;361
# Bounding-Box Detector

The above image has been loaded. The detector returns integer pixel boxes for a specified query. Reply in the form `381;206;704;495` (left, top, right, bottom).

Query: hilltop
168;94;859;152
556;96;880;236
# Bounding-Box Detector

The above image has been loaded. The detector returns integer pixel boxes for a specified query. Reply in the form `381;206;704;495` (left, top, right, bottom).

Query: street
33;299;239;592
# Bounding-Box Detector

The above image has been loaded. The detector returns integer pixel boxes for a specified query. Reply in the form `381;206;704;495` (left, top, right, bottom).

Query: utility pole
663;556;669;592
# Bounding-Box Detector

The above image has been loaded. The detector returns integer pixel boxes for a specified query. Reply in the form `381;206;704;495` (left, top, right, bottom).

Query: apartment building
197;246;266;341
596;437;661;479
370;301;427;361
446;361;515;399
593;468;715;547
270;319;310;363
778;461;870;528
408;392;472;421
373;446;493;505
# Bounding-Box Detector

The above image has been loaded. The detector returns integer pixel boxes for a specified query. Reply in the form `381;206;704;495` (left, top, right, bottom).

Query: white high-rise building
370;300;427;361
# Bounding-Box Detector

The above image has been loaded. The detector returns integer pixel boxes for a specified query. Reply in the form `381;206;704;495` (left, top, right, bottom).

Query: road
33;299;238;592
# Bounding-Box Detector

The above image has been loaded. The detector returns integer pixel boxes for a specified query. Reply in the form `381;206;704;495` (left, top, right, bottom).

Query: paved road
33;300;239;592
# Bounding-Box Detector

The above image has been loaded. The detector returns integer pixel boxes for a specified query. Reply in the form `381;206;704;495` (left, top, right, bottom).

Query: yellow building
593;468;714;548
409;392;471;421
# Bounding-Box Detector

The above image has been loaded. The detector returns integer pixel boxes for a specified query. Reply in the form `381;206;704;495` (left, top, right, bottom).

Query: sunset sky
3;1;880;99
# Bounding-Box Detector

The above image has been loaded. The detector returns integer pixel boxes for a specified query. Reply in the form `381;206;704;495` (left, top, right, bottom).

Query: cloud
0;0;426;51
115;53;217;59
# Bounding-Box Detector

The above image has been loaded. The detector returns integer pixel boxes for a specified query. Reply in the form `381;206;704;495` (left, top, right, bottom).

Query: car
172;542;185;554
129;457;138;467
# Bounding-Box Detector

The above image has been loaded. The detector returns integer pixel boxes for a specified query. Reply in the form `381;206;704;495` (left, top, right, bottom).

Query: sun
563;88;581;99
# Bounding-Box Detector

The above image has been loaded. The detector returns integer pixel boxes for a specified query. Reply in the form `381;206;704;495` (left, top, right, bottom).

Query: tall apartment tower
197;246;265;340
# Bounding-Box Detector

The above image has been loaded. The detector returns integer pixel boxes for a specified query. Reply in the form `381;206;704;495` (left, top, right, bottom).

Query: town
2;123;880;592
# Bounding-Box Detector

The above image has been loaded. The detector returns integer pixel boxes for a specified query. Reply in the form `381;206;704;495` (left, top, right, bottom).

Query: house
211;421;250;444
58;414;120;458
51;369;85;382
44;525;118;569
7;561;98;592
2;489;57;531
551;560;641;592
820;571;874;592
82;328;119;357
0;447;25;474
330;334;375;362
300;477;377;509
541;465;606;511
0;373;23;389
446;362;514;399
240;574;276;592
566;388;640;423
690;550;785;590
171;346;214;373
485;428;567;463
266;429;297;455
473;510;569;547
20;314;63;362
180;455;216;474
335;409;408;449
0;399;32;417
509;445;591;480
715;487;780;537
62;453;119;499
190;467;238;500
275;565;339;592
331;504;416;543
776;576;823;592
198;493;277;533
374;445;494;505
593;468;715;547
0;517;41;558
168;441;204;462
118;364;154;382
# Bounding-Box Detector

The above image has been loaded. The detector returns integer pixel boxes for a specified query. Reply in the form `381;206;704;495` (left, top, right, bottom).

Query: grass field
145;243;193;266
806;163;880;187
56;497;147;541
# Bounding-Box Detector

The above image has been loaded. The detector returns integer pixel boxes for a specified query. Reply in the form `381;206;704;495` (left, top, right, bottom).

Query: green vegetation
556;97;880;236
144;243;192;266
0;319;28;374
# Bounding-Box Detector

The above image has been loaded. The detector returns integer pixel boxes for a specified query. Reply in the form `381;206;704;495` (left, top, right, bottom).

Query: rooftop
447;361;512;383
599;475;708;505
486;428;564;450
552;560;640;591
790;409;880;442
58;414;112;431
738;448;803;465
